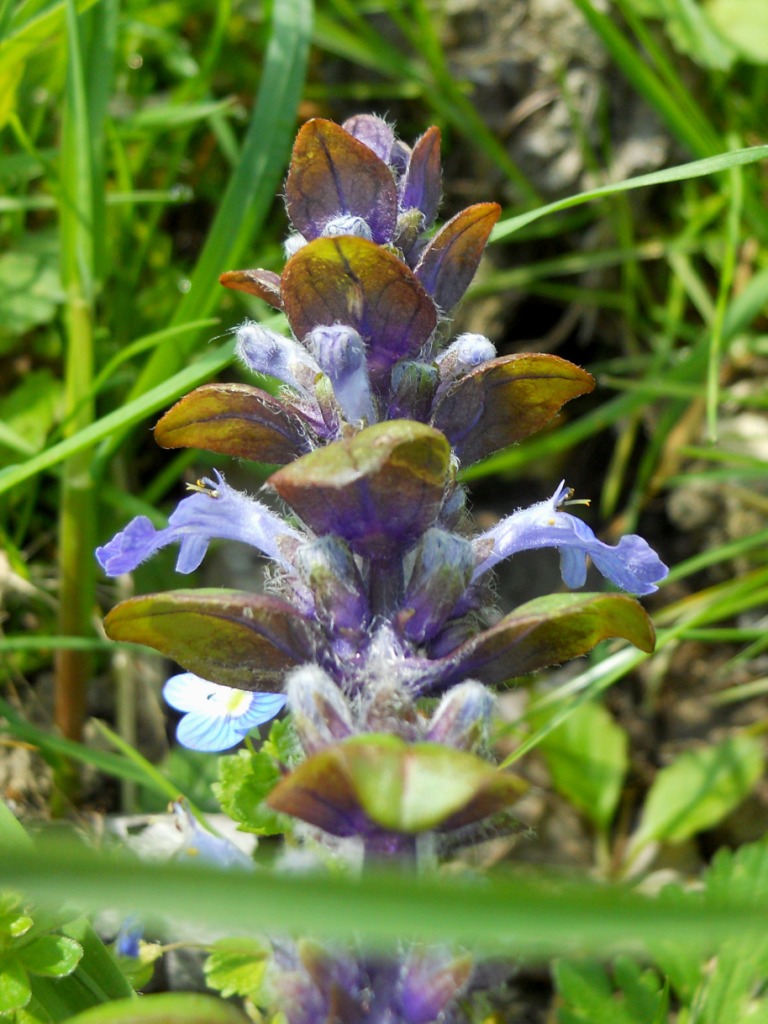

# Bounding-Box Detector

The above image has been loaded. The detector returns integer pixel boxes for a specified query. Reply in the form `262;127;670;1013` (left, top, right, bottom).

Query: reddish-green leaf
104;590;316;691
431;354;595;465
285;118;398;243
434;593;656;687
281;236;438;386
414;203;501;311
267;734;527;835
218;269;282;309
154;384;314;464
268;421;450;559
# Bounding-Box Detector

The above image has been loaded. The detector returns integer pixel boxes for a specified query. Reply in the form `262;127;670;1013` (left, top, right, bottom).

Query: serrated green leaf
629;735;763;856
18;935;82;978
214;750;288;836
204;937;269;999
537;700;629;829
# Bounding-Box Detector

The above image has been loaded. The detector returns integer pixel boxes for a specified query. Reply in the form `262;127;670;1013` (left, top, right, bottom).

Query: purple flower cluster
98;114;668;1022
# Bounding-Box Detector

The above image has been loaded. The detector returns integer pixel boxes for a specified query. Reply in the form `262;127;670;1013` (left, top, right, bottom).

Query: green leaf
554;957;668;1024
629;735;764;856
267;735;527;835
204;937;268;1000
0;251;63;340
430;353;594;466
0;371;62;464
0;953;30;1013
706;0;768;63
62;992;250;1023
104;590;316;691
536;701;629;830
5;839;768;957
214;750;288;836
268;421;451;560
18;935;82;978
439;593;656;688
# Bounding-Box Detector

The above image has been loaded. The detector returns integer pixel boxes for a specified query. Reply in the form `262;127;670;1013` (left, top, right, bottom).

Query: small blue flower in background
163;673;286;752
114;916;142;958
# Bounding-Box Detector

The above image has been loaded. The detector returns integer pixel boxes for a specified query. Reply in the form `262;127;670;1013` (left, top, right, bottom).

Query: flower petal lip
472;482;669;596
95;471;303;577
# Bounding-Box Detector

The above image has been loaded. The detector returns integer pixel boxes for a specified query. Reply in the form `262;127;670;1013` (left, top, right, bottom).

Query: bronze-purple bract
281;236;438;388
267;734;527;837
430;592;656;689
104;589;318;691
414;202;501;312
154;383;315;465
285;118;398;244
218;268;283;309
268;421;450;561
431;353;595;466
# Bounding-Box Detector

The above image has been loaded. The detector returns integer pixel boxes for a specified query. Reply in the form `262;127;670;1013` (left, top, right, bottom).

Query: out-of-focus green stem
55;0;115;756
56;295;95;745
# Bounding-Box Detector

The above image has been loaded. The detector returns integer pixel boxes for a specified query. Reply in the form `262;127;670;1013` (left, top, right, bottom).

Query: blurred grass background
1;0;768;999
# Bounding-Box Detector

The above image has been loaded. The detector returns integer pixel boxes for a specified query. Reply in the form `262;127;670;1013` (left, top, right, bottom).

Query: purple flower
473;481;668;596
96;471;303;576
163;672;286;752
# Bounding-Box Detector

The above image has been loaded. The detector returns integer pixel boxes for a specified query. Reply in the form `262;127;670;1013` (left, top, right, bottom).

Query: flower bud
399;528;475;644
236;321;321;397
425;681;494;752
388;359;439;422
284;231;308;258
306;324;375;424
341;113;395;162
321;214;373;240
294;536;370;634
436;332;496;382
286;665;354;755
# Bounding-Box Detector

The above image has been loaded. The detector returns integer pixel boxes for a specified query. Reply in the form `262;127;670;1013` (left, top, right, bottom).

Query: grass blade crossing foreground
2;841;767;958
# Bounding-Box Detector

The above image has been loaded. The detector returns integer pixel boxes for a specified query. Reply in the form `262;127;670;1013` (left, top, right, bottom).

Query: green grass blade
491;144;768;243
0;339;236;495
124;0;313;402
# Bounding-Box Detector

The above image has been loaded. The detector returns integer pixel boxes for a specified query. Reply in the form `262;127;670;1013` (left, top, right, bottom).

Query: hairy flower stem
369;560;404;619
364;833;419;865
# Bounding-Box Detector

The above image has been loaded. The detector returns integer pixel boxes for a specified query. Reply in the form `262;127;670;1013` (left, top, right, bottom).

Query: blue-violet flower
163;672;286;752
473;480;668;596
